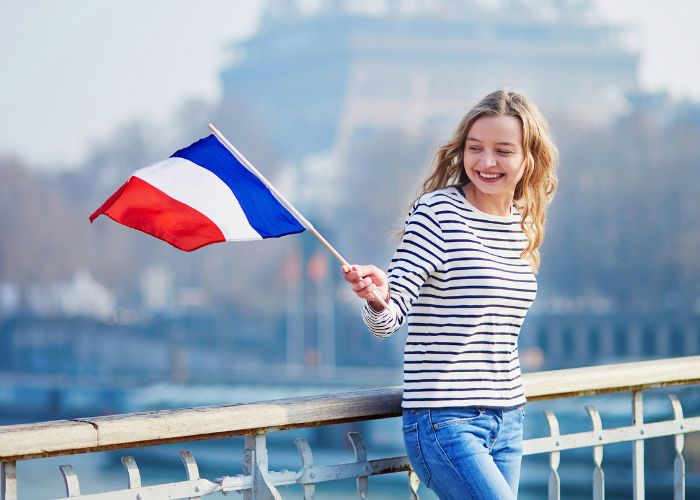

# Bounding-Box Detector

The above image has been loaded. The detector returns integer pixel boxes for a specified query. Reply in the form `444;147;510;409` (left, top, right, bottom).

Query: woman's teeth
479;172;503;179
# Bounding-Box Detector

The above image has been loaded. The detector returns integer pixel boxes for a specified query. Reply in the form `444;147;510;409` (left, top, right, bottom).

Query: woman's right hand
341;264;390;311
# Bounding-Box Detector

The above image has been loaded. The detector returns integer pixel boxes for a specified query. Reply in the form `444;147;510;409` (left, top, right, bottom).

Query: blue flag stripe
171;135;305;238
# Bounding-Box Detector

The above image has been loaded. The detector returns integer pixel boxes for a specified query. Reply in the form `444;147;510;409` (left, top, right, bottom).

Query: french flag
89;135;305;251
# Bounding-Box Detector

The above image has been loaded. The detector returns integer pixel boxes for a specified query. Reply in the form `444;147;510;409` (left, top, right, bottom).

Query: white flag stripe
135;158;262;241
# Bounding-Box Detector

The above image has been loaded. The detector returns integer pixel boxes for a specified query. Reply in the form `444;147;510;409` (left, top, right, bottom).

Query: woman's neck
463;183;514;217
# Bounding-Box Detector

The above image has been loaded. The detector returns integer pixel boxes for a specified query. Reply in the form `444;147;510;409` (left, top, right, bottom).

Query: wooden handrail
1;356;699;462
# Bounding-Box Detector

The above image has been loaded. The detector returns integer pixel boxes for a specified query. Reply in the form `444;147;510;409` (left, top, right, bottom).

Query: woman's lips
477;171;505;183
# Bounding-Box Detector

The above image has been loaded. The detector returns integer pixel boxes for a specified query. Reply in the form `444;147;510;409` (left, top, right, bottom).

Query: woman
342;90;558;499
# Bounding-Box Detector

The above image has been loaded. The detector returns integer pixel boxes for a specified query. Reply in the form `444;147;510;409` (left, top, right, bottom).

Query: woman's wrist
368;289;389;311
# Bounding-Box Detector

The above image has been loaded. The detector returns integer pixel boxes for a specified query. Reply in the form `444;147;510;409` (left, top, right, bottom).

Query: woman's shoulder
403;187;467;236
412;186;462;212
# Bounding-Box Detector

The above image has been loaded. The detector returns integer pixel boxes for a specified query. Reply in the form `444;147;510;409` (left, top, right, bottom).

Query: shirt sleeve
362;200;445;338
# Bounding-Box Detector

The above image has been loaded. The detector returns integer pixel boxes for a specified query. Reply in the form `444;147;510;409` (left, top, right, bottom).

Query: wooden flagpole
208;123;390;310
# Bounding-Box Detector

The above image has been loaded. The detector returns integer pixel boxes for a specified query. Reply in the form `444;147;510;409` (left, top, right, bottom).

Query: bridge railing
2;356;699;499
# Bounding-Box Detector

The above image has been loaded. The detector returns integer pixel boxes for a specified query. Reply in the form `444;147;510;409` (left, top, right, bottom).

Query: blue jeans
402;406;525;500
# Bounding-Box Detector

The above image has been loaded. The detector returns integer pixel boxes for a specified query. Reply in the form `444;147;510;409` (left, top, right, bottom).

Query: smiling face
463;115;526;198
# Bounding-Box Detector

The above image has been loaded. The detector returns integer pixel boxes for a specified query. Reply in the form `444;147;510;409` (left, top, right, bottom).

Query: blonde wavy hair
414;90;558;271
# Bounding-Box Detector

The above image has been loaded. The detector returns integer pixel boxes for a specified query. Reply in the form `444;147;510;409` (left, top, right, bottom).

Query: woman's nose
482;153;496;167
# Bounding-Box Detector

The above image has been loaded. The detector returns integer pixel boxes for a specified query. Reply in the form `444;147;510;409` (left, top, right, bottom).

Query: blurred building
220;0;638;163
140;265;174;313
520;312;700;371
21;269;116;318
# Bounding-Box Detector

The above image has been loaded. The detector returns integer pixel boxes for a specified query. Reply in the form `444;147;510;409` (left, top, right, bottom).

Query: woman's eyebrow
466;137;517;148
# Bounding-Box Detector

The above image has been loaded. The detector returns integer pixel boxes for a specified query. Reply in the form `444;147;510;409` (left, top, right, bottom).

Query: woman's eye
498;150;513;155
468;146;482;152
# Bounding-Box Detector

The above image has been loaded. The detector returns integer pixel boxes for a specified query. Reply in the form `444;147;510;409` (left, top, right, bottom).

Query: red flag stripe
90;176;225;252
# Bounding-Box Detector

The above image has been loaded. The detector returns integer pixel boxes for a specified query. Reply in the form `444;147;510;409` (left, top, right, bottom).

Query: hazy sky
0;1;262;169
1;0;699;169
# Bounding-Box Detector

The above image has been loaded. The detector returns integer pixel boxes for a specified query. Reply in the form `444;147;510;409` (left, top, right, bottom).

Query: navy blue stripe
443;247;524;261
172;135;305;238
405;376;520;383
403;384;522;392
389;281;418;300
409;209;441;228
447;243;525;254
407;218;444;244
366;315;389;327
445;235;526;252
408;331;518;338
478;235;528;243
436;265;534;276
406;349;514;355
392;296;409;316
407;341;514;347
439;218;476;226
395;247;439;270
428;200;520;226
444;227;522;234
411;302;530;311
419;293;534;303
404;229;443;252
389;261;429;274
401;239;443;265
409;321;522;328
422;283;536;294
389;265;424;282
404;367;517;374
404;356;518;365
443;255;530;267
428;274;535;284
388;272;422;291
443;238;526;253
431;191;521;216
403;394;524;401
408;312;526;320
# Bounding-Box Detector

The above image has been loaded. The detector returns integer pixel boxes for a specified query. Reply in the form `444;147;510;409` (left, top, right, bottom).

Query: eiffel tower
220;0;637;165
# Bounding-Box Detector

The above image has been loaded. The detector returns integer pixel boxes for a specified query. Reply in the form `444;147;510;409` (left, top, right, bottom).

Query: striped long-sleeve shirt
362;186;536;409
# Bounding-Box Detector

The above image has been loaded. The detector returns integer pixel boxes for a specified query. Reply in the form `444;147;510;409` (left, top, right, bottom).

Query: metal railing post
408;469;420;500
244;433;282;500
632;390;645;500
59;464;81;497
295;437;316;499
180;451;202;500
348;432;369;499
1;462;17;500
121;456;142;489
586;405;605;500
544;410;561;500
669;395;685;500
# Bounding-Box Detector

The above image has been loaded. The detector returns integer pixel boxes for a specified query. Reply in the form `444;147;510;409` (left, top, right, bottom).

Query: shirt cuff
361;299;396;337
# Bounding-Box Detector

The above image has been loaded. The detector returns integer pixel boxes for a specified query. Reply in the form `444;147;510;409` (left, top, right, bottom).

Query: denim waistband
404;404;525;415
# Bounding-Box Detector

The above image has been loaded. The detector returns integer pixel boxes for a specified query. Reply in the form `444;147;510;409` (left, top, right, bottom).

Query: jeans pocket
430;408;483;430
402;422;431;487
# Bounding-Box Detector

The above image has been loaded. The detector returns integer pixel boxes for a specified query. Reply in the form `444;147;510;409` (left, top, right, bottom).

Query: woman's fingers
352;277;373;292
353;265;385;283
342;264;389;303
341;265;366;283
